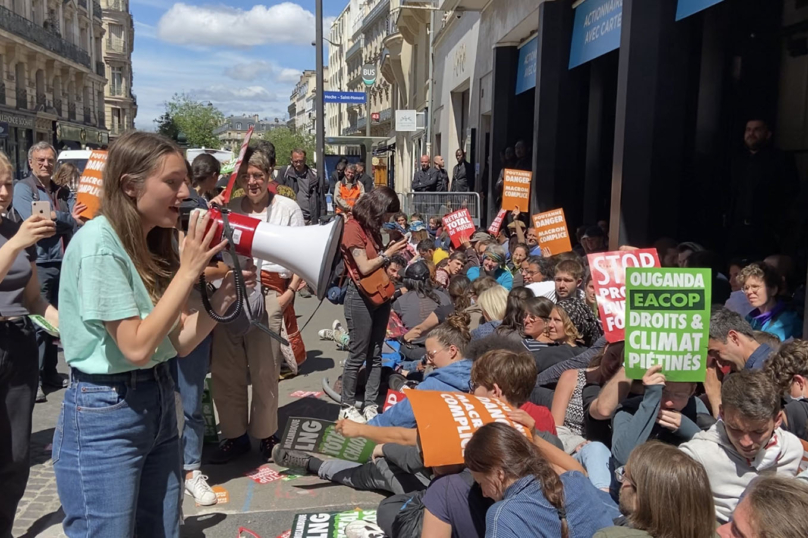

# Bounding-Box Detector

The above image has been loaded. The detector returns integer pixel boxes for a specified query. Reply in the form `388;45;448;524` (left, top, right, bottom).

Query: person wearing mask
465;422;617;538
334;163;365;216
763;340;808;441
277;148;321;224
716;475;808;538
190;153;222;203
433;155;449;192
466;244;514;290
597;441;716;538
451;149;474;192
13;141;84;402
739;262;802;341
329;157;348;195
554;259;603;347
53;132;251;537
412;155;437;192
707;308;774;372
679;369;804;523
208;149;306;464
0;152;59;537
340;187;408;423
355;161;374;194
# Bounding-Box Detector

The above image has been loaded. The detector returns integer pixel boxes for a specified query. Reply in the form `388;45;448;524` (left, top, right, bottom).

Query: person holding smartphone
0;151;60;538
13;141;85;402
53;131;252;537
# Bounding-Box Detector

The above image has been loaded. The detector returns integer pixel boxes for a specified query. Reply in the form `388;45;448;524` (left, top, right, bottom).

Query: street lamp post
315;0;325;224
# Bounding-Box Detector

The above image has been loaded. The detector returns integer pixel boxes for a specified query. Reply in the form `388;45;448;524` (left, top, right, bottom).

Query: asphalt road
15;295;384;538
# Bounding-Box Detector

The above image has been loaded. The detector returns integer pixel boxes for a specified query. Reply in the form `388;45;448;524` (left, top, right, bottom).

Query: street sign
362;64;377;86
323;91;367;104
371;112;380;123
0;121;8;138
395;110;417;132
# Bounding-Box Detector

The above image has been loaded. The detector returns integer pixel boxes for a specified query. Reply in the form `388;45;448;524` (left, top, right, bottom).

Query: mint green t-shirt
59;216;177;374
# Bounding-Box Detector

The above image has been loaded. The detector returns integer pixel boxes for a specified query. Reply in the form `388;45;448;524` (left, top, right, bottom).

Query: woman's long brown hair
351;186;400;247
98;131;183;303
465;422;569;538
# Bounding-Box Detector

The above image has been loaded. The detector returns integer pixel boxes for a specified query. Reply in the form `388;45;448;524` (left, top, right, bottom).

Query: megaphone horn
193;208;344;300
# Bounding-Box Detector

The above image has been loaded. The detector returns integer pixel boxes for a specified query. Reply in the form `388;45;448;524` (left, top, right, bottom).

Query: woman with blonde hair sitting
470;284;509;340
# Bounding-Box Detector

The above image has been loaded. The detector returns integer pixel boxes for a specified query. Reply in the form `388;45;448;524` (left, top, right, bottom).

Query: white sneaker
185;470;217;506
318;328;334;340
333;319;343;332
338;405;366;424
345;520;386;538
363;404;379;422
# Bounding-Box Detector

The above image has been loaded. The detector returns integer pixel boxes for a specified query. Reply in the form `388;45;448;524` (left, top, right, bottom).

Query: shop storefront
0;107;36;179
56;121;109;151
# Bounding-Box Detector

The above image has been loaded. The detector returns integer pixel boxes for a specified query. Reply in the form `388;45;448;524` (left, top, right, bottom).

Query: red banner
222;125;255;204
443;209;476;248
488;209;507;236
383;389;407;412
587;249;660;342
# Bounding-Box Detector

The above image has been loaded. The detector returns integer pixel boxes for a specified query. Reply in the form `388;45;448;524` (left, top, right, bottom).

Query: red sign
488;209;507;236
587;249;660;342
222;125;255;204
442;209;476;248
383;389;407;412
371;112;380;123
245;465;283;484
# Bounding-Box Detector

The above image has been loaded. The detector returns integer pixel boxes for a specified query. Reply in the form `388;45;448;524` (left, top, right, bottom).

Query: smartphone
32;201;52;220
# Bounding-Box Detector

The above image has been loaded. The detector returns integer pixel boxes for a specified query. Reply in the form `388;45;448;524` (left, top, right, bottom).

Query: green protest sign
290;509;376;538
280;417;376;463
624;268;711;382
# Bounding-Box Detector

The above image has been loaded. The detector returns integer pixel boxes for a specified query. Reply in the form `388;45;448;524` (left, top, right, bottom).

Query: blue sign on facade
516;35;538;95
0;121;8;138
675;0;724;21
569;0;623;70
323;91;367;104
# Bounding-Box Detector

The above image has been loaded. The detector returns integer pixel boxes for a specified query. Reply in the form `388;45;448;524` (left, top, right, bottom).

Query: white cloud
190;85;279;103
224;61;301;83
157;2;319;48
133;20;156;40
277;67;302;83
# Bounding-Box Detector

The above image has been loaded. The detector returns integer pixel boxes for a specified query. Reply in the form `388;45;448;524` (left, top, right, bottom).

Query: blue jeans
574;441;612;490
53;362;181;538
169;336;211;471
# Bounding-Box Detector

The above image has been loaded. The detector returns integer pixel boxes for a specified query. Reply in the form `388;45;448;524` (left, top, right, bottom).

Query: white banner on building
396;110;417;132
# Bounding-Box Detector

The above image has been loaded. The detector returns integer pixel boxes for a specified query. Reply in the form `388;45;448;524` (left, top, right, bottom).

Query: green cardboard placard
625;267;711;382
280;417;376;463
290;509;376;538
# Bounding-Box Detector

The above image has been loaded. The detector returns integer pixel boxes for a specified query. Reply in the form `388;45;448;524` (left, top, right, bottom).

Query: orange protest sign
75;151;107;220
532;208;572;256
501;169;532;212
407;391;530;467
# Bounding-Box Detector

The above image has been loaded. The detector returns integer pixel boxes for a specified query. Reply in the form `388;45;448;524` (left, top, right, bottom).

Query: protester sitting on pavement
725;258;754;316
581;225;608;256
738;262;802;341
0;152;60;537
531;304;590;374
470;285;509;340
207;148;307;464
679;369;804;523
393;261;451;343
394;212;408;230
707;308;774;372
492;286;533;344
465;422;617;538
428;216;442;238
435;250;465;288
716;475;808;538
554;259;603;346
507;243;528;278
339;187;408;424
595;441;716;538
467;244;514;290
585;271;598;316
676;241;703;268
610;364;710;470
764;339;808;441
522;255;557;299
53;132;253;537
414;238;435;266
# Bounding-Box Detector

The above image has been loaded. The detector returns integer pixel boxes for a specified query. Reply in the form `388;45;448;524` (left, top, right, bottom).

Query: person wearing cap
461;231;491;273
581;225;607;255
466;244;514;290
393;261;451;345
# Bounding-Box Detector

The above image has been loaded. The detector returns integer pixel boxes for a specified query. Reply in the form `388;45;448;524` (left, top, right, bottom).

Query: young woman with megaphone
52;131;255;538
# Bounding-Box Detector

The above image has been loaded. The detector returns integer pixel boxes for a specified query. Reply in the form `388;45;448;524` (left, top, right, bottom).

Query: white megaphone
192;207;344;300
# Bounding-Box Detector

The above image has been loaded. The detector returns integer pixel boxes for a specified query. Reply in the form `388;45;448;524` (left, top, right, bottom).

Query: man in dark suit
356;161;374;193
452;149;474;192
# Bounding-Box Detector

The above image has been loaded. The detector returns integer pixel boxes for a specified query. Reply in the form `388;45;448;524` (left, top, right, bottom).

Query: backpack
326;257;348;305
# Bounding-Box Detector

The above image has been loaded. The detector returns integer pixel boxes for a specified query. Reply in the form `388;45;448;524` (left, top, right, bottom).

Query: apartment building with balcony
101;0;135;140
0;0;109;177
326;4;351;152
213;114;284;151
287;68;326;136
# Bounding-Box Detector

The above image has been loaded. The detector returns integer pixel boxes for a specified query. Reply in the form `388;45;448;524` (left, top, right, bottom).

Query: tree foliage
164;93;225;148
260;127;316;168
154;112;179;141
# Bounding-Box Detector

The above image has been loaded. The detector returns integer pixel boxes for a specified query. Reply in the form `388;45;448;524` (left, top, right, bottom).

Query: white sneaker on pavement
338;405;366;424
333;319;343;332
318;328;334;340
185;470;217;506
363;404;379;422
345;520;386;538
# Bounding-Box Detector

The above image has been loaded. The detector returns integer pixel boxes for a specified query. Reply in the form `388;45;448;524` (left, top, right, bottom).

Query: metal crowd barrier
397;192;482;226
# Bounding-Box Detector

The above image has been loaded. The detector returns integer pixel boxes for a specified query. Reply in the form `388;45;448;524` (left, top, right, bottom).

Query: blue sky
130;0;343;131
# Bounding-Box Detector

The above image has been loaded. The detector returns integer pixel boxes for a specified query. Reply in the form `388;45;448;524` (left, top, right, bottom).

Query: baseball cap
470;231;493;243
405;261;430;282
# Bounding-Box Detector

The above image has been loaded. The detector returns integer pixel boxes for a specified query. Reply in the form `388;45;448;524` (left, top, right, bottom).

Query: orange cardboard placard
501;169;532;212
75;150;107;220
532;208;572;256
407;391;530;467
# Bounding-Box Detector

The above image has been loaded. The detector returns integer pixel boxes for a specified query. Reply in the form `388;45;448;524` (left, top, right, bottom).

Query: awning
569;0;623;70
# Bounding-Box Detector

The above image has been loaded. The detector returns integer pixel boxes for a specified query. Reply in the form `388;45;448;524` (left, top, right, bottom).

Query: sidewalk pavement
13;296;384;538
